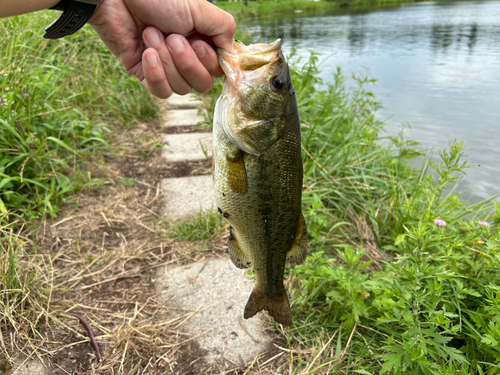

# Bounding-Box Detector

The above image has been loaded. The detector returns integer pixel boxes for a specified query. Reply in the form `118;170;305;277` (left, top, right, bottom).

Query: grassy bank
0;13;158;220
216;0;426;21
2;6;500;375
289;56;500;374
201;53;500;373
0;12;158;356
216;0;341;20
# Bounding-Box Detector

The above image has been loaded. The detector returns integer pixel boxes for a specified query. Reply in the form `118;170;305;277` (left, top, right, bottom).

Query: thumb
191;0;236;53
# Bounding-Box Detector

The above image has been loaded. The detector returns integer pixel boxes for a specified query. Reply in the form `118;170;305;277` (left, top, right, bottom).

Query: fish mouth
217;39;282;87
217;38;282;60
216;39;285;155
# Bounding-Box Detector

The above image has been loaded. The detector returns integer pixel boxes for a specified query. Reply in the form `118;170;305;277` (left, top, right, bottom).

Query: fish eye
271;75;286;90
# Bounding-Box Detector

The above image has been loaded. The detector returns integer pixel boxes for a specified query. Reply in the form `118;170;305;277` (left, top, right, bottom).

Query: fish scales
213;39;308;326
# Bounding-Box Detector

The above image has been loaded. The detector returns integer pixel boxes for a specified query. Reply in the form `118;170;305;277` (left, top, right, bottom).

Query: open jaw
216;39;285;155
223;38;282;56
217;39;283;88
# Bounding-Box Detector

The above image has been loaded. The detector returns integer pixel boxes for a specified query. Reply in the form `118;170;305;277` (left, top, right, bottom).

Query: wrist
44;0;103;39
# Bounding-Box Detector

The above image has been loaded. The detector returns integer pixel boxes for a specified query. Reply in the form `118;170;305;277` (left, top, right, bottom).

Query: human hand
89;0;236;99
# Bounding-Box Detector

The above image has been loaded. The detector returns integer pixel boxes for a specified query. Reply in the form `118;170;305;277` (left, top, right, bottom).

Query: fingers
91;0;233;99
142;48;172;99
166;34;214;94
189;39;224;79
143;27;217;96
143;27;190;96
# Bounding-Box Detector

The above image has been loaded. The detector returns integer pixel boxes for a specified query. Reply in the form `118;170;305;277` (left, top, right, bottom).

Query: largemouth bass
213;39;307;326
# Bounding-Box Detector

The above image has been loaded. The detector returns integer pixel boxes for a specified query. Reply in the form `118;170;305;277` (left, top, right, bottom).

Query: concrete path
166;93;203;109
162;133;212;163
12;93;272;375
161;175;215;220
156;258;272;366
162;93;205;127
158;93;272;369
161;92;214;219
164;108;204;127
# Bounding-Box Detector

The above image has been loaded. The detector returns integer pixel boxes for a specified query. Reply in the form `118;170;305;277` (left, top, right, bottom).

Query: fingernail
193;44;206;59
167;35;185;54
145;52;158;67
147;29;163;48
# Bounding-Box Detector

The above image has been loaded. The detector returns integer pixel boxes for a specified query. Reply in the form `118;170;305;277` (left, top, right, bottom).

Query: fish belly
213;99;304;326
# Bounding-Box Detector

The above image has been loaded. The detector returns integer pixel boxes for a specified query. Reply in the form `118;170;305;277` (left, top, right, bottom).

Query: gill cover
216;39;292;155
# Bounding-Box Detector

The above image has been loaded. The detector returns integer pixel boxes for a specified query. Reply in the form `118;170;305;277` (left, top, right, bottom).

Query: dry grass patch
1;105;319;375
0;120;262;375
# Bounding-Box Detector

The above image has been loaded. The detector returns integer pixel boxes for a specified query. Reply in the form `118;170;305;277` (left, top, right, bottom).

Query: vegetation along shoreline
215;0;463;21
2;3;500;374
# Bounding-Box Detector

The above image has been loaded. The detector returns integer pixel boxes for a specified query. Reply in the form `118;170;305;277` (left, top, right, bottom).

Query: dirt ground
1;117;289;374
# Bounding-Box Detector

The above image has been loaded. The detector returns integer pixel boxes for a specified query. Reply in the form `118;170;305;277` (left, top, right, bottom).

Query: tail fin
243;288;292;326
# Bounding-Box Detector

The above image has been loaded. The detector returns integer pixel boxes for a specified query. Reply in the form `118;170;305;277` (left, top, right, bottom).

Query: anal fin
228;227;252;269
286;213;308;265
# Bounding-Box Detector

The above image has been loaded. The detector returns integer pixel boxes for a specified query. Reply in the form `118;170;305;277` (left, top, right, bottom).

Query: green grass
216;0;342;20
215;0;447;22
0;12;158;347
0;216;50;345
2;7;500;374
291;54;500;375
170;211;226;242
201;52;500;373
0;13;158;220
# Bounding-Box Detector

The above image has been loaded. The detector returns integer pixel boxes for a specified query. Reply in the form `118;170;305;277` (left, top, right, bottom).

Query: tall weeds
0;12;158;350
288;53;500;374
202;50;500;373
1;13;158;219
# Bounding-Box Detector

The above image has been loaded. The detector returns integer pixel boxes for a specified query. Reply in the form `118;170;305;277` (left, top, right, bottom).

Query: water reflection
430;23;479;53
347;14;368;49
243;1;500;202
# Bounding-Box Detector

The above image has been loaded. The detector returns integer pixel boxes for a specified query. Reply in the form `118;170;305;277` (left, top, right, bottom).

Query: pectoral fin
227;150;247;194
228;227;252;269
286;213;308;265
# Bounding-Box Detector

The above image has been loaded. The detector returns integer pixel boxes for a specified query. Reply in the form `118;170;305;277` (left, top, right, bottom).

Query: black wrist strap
44;0;98;39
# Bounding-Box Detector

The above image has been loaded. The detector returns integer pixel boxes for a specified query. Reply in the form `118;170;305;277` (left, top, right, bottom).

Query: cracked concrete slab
155;257;272;367
157;90;272;369
166;93;203;109
161;133;212;163
164;108;204;127
161;175;215;220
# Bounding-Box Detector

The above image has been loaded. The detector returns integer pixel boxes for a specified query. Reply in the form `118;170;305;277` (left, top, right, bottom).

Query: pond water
242;1;500;203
